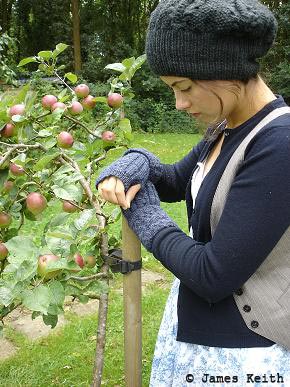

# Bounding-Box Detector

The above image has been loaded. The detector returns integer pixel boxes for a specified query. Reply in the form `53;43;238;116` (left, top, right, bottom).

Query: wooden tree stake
122;216;142;387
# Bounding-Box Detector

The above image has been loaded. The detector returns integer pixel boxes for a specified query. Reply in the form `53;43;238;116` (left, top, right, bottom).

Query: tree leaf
5;236;39;262
74;209;96;231
22;285;51;314
33;152;59;171
52;43;69;59
18;57;38;67
42;313;58;328
64;72;77;84
104;63;126;73
52;184;83;202
38;51;53;60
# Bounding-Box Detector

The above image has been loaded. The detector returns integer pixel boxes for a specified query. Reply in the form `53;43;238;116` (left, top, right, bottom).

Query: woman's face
160;76;239;125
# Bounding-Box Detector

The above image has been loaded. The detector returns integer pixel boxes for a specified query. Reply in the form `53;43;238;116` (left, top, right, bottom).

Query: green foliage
0;27;17;85
0;43;146;331
126;98;199;134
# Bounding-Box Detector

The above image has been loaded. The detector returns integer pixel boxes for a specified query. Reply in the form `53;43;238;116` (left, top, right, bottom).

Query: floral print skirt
150;278;290;387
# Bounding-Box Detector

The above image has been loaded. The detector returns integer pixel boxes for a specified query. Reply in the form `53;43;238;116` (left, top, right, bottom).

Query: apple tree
0;42;145;384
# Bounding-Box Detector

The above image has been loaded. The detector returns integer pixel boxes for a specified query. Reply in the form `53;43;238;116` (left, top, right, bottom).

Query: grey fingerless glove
123;148;163;183
122;181;178;252
95;148;163;192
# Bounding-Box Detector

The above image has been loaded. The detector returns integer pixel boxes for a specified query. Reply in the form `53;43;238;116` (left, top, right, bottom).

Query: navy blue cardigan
152;95;290;348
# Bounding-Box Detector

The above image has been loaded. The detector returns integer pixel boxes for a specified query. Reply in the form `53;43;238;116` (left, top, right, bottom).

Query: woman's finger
125;184;142;208
114;179;128;209
98;176;119;204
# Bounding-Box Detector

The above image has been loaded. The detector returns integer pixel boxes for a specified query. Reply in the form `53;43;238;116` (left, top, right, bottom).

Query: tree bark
71;0;82;72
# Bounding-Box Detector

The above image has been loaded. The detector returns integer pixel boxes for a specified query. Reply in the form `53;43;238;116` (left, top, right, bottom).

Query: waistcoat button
243;305;251;313
251;320;259;329
235;288;243;296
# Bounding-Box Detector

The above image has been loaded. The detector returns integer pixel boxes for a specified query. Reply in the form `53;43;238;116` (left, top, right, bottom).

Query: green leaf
94;97;108;104
110;207;121;222
33;152;59;171
52;184;83;202
119;118;132;133
50;213;70;228
46;231;74;241
43;313;58;328
104;63;126;73
22;285;51;314
18;57;38;67
52;43;69;59
11;114;25;123
0;169;9;186
37;129;52;138
38;51;53;60
74;209;96;231
48;281;65;307
5;236;38;262
0;287;13;306
122;57;135;69
64;72;77;84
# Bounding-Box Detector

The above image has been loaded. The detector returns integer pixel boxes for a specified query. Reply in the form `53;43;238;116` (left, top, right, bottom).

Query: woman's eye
181;86;191;92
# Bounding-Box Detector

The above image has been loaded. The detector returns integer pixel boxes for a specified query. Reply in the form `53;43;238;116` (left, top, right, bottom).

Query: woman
96;1;290;385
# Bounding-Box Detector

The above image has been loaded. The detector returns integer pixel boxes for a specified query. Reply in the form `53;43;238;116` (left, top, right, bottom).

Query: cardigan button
251;320;259;329
235;288;243;296
243;305;251;313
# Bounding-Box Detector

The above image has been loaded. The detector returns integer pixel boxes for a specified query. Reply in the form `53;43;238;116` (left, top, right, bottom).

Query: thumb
125;184;141;208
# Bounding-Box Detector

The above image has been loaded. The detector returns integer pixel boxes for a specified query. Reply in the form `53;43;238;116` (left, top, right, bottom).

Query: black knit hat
145;0;278;80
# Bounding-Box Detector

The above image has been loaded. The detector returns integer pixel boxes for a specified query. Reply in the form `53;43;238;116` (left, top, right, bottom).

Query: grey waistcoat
211;107;290;350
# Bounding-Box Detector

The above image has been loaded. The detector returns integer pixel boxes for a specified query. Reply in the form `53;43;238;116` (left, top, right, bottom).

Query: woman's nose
175;93;191;111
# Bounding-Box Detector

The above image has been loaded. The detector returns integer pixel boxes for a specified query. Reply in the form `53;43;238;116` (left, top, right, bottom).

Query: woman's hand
97;176;141;210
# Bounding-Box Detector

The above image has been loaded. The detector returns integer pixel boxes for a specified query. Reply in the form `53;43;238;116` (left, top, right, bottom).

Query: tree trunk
71;0;82;72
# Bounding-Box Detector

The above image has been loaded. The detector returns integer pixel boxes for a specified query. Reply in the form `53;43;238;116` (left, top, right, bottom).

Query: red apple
62;200;78;213
85;255;96;268
10;163;25;176
0;242;8;260
3;180;14;193
74;84;90;98
42;94;58;110
1;123;15;138
74;253;85;268
57;131;74;149
9;104;25;117
101;131;116;142
51;102;67;111
0;212;12;228
107;93;123;108
37;254;61;279
26;192;47;215
82;95;96;110
69;101;83;115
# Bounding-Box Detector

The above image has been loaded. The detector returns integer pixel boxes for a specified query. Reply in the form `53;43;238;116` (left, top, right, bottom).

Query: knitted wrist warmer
123;148;163;183
122;182;177;252
95;152;150;191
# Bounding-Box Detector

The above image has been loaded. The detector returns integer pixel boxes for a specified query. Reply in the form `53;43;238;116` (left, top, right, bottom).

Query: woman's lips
191;113;201;117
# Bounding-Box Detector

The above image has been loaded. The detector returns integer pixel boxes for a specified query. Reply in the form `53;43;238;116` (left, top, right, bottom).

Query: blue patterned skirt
150;278;290;387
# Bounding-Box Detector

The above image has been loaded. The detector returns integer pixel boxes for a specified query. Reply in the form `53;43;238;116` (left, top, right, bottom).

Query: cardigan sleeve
150;126;290;303
154;138;207;202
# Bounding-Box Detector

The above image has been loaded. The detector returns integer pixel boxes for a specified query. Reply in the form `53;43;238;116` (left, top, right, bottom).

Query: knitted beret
145;0;278;80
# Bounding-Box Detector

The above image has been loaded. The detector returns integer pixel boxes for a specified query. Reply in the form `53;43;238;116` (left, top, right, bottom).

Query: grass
0;132;201;386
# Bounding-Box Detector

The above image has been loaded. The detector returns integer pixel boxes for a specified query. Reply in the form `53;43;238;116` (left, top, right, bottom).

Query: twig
63;114;102;138
68;273;109;282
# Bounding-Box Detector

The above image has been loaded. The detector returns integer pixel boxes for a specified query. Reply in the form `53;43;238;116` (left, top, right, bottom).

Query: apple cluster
0;82;124;282
37;252;97;280
1;84;124;148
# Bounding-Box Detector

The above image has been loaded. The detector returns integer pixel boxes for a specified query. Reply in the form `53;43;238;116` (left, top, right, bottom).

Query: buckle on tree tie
103;248;142;274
